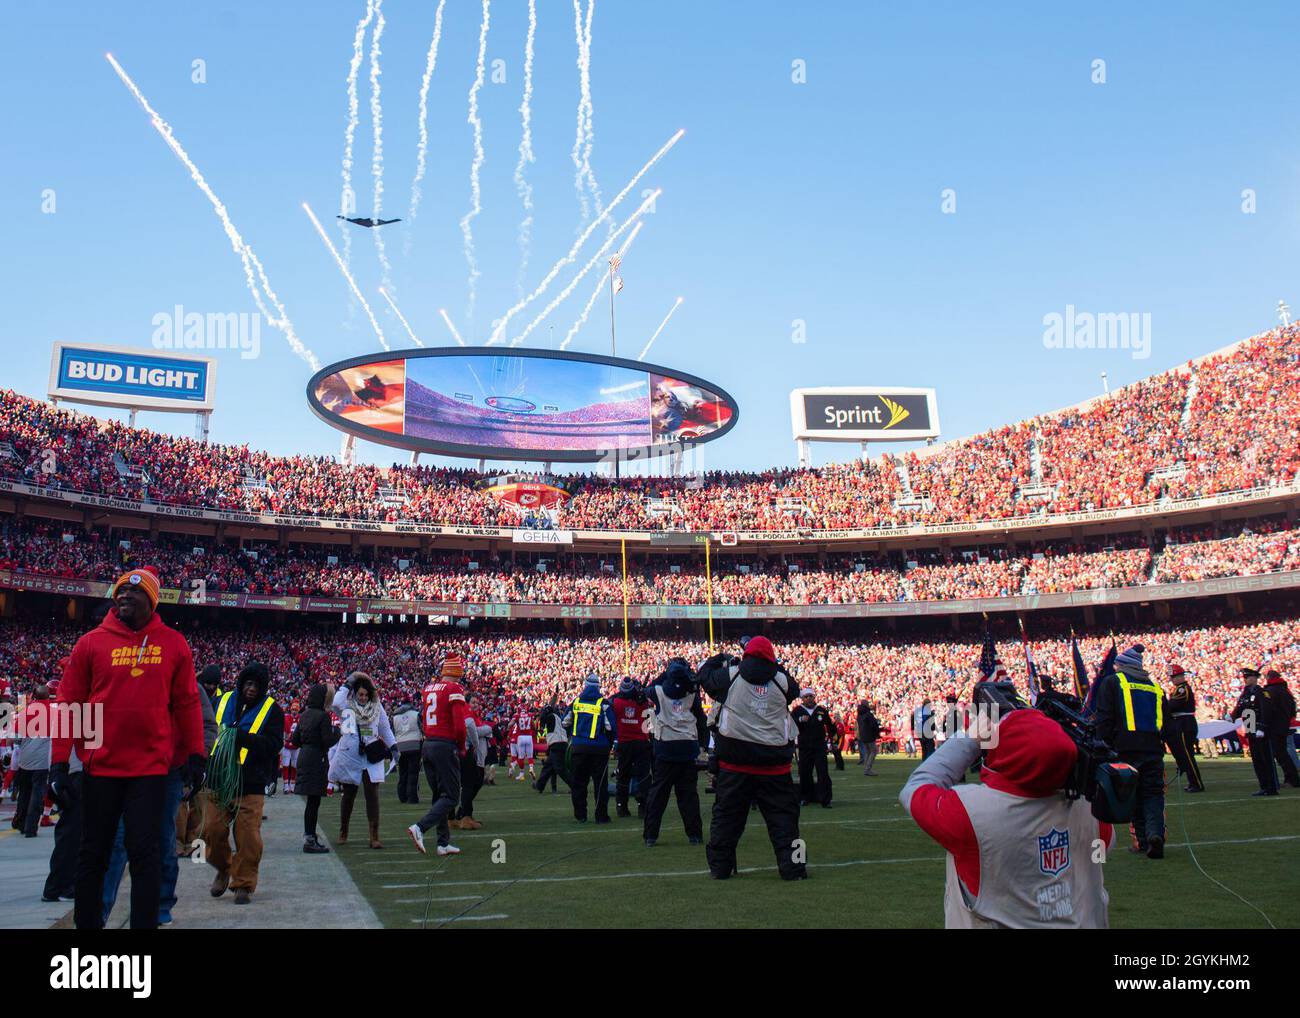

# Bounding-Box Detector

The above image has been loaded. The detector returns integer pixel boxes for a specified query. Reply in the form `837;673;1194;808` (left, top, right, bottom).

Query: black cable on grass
1173;778;1276;929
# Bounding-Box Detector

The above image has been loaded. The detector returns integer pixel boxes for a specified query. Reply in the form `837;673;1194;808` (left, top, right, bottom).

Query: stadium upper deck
0;324;1296;544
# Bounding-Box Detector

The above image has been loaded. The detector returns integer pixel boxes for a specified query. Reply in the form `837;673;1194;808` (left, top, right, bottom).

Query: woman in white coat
329;672;396;848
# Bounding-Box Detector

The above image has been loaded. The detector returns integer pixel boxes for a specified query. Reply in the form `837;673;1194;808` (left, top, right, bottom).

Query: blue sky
5;1;1300;474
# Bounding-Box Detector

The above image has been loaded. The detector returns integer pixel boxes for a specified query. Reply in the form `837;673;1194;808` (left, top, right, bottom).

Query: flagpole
609;259;617;357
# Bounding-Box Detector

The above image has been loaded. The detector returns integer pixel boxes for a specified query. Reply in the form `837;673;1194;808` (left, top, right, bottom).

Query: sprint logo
879;396;910;429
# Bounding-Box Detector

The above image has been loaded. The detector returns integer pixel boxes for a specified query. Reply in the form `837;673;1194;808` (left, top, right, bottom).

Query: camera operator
900;709;1115;928
642;658;708;847
1092;645;1167;858
698;636;804;880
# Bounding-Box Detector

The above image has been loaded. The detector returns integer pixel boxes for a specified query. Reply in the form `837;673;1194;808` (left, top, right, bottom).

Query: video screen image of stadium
393;354;732;452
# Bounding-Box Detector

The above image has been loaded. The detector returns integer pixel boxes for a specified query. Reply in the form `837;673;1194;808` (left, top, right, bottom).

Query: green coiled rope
205;727;244;811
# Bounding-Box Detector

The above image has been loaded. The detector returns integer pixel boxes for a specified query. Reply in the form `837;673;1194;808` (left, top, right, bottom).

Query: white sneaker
436;843;461;856
407;824;426;855
515;775;525;781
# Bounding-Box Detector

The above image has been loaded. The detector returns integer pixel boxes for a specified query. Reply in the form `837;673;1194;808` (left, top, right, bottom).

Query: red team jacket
54;609;203;778
610;694;650;743
421;679;468;752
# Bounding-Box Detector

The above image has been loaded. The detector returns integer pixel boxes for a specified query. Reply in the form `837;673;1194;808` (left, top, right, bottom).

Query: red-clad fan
408;652;468;857
280;699;301;794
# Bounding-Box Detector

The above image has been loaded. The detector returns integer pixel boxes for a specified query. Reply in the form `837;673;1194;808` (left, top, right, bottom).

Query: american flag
978;630;997;679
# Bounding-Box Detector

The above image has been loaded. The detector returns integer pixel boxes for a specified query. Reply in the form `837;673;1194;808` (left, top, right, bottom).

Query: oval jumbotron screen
306;347;739;462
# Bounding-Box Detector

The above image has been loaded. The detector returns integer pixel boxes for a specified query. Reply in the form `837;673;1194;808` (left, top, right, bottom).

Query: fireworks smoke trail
576;0;606;232
379;288;424;346
438;308;467;346
637;296;684;361
513;0;538;295
105;53;319;371
407;0;447;236
303;201;389;351
560;220;642;349
368;0;392;290
341;0;377;275
512;189;660;347
488;128;684;343
459;0;491;319
569;0;594;228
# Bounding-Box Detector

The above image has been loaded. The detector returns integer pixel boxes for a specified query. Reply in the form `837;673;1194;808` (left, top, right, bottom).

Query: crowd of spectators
2;325;1297;533
3;515;1297;605
1;611;1296;742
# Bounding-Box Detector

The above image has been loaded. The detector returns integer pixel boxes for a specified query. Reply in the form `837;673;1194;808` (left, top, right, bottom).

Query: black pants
303;794;322;837
706;768;804;879
642;757;702;841
1248;735;1278;793
397;749;422;803
535;745;567;791
797;747;832;806
457;755;483;819
75;773;166;930
14;769;48;836
43;770;83;899
1122;751;1166;845
416;739;461;845
1165;724;1204;790
920;738;936;760
569;750;611;822
831;742;844;770
616;742;652;810
1267;733;1300;787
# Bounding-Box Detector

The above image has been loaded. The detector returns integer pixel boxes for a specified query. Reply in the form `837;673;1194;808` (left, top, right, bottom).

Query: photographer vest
652;685;699;742
944;785;1109;929
715;667;794;747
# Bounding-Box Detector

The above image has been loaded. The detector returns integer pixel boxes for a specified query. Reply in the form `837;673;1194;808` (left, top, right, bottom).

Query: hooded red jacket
54;608;203;778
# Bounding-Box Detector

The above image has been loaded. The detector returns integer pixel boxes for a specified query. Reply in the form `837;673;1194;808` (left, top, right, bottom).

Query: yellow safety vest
214;691;276;765
1116;672;1163;733
571;697;605;739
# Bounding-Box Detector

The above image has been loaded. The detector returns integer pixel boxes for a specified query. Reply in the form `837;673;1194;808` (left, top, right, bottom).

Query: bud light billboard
307;348;738;463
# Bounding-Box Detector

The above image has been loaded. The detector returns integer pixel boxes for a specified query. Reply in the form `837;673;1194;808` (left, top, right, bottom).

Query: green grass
316;756;1299;929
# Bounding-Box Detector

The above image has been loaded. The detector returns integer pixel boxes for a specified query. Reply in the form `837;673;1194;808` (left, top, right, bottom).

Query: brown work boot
368;819;383;849
460;817;482;830
448;817;462;830
210;871;229;897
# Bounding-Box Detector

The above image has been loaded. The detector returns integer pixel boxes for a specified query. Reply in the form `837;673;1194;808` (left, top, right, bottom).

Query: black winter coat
295;684;342;798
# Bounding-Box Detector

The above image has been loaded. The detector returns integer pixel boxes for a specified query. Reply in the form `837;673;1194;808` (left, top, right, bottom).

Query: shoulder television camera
972;680;1137;824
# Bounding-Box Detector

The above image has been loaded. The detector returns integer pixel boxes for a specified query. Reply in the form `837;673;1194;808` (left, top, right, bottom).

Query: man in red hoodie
48;567;205;930
900;708;1114;928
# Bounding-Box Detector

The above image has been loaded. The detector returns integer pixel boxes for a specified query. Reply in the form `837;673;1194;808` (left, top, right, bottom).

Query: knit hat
441;653;465;679
111;566;160;610
1115;644;1145;672
617;677;638;695
582;672;601;694
744;636;776;664
983;709;1077;798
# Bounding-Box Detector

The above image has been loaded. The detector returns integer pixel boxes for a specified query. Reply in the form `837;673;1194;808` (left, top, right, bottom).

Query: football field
318;756;1299;929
